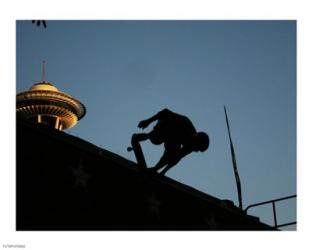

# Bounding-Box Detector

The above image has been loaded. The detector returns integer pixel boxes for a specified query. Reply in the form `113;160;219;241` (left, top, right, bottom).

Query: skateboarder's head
193;132;209;152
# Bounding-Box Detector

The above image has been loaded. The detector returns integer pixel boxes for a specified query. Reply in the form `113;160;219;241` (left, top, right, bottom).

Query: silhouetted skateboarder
128;109;209;175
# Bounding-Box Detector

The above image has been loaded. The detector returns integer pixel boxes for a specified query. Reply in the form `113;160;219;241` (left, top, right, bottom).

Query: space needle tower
16;62;86;131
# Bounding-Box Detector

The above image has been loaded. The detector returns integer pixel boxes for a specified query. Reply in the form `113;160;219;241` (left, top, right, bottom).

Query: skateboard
127;136;147;170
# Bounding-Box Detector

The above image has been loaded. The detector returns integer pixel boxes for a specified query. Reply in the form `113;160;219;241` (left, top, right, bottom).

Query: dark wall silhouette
16;118;275;230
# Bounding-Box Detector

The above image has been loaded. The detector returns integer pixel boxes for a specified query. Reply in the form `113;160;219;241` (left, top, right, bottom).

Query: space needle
16;62;86;131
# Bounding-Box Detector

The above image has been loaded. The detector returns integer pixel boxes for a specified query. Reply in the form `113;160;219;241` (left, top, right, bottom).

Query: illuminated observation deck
16;81;86;131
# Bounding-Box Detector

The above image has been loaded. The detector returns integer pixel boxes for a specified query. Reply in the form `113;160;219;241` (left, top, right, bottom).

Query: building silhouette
16;117;275;230
16;64;86;131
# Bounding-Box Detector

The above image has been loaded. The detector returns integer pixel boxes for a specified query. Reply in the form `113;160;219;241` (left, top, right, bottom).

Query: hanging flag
224;106;243;210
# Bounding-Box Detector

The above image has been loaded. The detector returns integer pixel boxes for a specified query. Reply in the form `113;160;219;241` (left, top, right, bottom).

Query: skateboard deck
128;136;147;170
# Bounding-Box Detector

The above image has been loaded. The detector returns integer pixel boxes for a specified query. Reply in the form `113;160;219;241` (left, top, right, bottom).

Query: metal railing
245;195;297;229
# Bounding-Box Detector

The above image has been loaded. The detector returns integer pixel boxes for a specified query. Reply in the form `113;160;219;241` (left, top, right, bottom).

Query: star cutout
72;159;91;191
146;193;162;220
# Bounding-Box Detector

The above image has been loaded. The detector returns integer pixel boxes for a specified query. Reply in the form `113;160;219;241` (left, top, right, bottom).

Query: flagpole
224;106;243;210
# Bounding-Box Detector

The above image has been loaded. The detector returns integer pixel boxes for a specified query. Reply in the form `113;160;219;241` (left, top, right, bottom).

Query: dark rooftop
16;117;275;230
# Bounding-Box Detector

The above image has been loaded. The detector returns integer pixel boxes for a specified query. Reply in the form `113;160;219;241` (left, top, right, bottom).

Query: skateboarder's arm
138;108;172;129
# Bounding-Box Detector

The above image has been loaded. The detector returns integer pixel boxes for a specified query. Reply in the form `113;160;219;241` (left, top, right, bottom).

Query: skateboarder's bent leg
150;151;170;172
150;142;180;172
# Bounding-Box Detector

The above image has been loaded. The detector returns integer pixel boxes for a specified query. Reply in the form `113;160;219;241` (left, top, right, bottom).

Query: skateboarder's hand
138;119;150;129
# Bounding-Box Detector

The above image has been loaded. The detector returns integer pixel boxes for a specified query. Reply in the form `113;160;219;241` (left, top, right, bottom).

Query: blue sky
16;20;296;229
